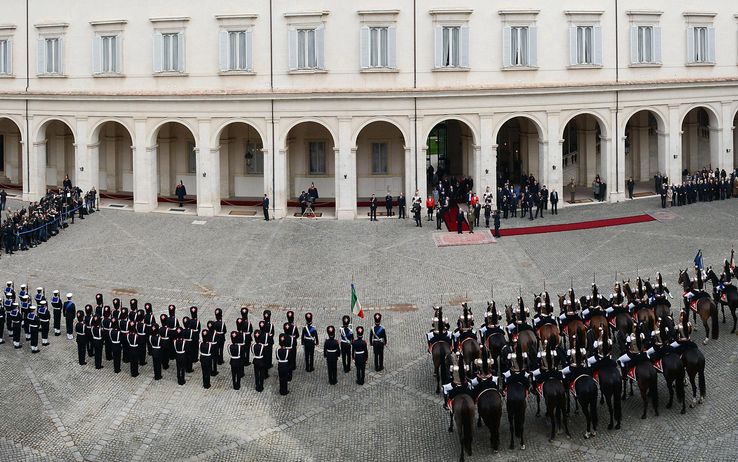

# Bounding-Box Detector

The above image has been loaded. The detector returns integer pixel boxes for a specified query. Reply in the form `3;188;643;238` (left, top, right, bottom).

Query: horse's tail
613;387;622;423
710;301;719;340
461;402;473;455
589;392;598;430
698;367;706;398
676;369;685;405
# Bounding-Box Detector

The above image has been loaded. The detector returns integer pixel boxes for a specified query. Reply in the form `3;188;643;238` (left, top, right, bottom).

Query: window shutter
37;38;45;74
707;26;716;63
6;39;11;74
593;24;602;66
115;35;123;73
359;26;370;69
686;27;695;64
315;26;325;69
568;26;578;65
528;26;537;67
153;31;163;72
387;26;397;69
460;25;470;68
652;26;661;64
502;26;512;67
177;33;185;72
245;30;253;71
58;37;64;74
434;26;442;68
218;30;229;71
92;35;102;74
629;26;639;64
287;29;297;70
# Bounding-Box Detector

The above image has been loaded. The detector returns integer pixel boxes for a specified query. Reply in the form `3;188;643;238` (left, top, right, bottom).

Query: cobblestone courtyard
2;196;738;462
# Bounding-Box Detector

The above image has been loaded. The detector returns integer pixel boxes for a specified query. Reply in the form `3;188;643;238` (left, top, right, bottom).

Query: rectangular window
308;141;326;174
510;26;529;66
101;35;118;73
187;141;196;174
371;143;388;175
369;27;389;68
45;37;60;73
442;26;460;67
228;31;248;70
162;33;179;71
576;26;593;65
297;28;317;69
637;26;653;63
245;143;263;174
693;26;708;63
0;40;9;74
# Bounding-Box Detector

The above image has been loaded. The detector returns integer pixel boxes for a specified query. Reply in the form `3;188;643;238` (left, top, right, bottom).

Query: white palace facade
0;0;737;218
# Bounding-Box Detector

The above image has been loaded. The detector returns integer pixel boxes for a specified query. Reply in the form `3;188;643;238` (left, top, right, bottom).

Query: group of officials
62;294;389;395
650;168;738;209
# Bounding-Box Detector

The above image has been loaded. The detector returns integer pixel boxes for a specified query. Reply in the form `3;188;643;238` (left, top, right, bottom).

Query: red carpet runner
495;214;656;237
443;207;470;232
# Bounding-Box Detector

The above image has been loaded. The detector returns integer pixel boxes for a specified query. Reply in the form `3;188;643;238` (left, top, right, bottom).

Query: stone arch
34;117;76;143
88;118;135;146
492;113;546;142
148;118;198;148
211;119;267;151
423;115;479;147
559;110;610;140
280;118;338;151
351;117;409;149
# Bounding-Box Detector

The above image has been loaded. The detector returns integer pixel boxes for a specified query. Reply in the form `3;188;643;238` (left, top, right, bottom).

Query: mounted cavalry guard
339;315;354;373
668;310;699;355
650;272;671;308
683;265;711;314
559;289;581;334
533;293;556;328
479;303;505;345
427;306;452;350
507;297;533;341
617;322;648;381
582;283;607;322
502;340;531;393
442;352;471;411
607;282;628;321
531;337;563;397
453;303;476;350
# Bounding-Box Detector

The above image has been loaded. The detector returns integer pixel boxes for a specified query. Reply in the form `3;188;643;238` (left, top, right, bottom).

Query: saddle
568;374;590;398
652;358;663;374
474;386;501;404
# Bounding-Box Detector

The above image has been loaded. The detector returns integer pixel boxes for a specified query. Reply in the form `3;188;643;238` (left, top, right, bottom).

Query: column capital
133;118;147;124
146;145;158;153
87;143;100;149
337;116;352;123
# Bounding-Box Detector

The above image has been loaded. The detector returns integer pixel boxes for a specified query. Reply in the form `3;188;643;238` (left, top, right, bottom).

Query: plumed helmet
356;326;364;337
160;313;168;323
215;308;223;320
130;298;138;310
144;303;152;314
258;320;266;330
305;312;313;323
112;298;120;309
240;306;249;318
374;312;382;324
327;325;335;337
342;315;350;326
263;310;271;321
230;331;238;341
202;329;209;340
286;310;294;322
168;304;176;316
283;322;290;333
279;333;286;346
85;304;93;315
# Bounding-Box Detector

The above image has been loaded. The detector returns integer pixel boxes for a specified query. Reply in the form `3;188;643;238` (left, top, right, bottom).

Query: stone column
74;118;90;191
545;112;562;204
86;143;100;192
685;122;699;173
336;117;355;220
479;115;495;195
584;128;597;184
196;119;216;217
636;125;650;182
403;146;413;199
414;116;426;201
133;119;157;212
4;134;20;184
722;102;735;171
29;140;46;200
668;105;682;183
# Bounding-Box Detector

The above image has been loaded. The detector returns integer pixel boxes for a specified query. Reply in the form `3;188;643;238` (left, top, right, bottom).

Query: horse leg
535;393;541;417
435;366;441;394
702;316;710;345
581;401;591;439
692;309;698;330
731;306;737;334
688;372;698;408
677;374;686;415
698;369;706;403
548;404;556;441
665;377;674;409
476;413;482;428
448;412;455;432
614;393;622;429
561;404;572;438
574;396;579;415
651;379;659;417
620;373;628;400
508;412;515;450
640;384;649;419
721;303;726;323
605;393;614;430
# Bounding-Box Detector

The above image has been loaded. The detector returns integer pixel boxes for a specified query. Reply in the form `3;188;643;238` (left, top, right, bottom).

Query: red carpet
496;214;656;237
443;207;470;232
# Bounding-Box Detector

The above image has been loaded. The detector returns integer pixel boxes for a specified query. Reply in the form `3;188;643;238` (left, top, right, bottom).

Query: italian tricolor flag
351;283;364;318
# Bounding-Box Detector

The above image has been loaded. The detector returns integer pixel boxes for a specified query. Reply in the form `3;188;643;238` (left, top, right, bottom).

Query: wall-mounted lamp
202;172;207;178
79;167;84;172
727;148;732;153
485;169;489;174
344;174;347;179
673;155;678;159
552;165;557;170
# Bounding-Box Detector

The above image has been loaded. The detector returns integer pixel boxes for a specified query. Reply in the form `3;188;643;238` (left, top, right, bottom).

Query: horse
683;343;706;407
474;357;503;452
644;279;672;320
461;337;481;379
482;301;506;375
504;303;537;361
570;328;599;439
556;294;587;349
535;292;561;348
678;269;719;343
633;319;659;419
705;266;738;333
623;279;656;326
591;324;622;429
539;335;571;441
657;316;686;414
445;353;475;462
431;307;452;394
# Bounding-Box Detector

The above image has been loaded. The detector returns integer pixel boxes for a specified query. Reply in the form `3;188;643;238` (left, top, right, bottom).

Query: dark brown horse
623;280;656;326
431;306;452;393
678;269;719;344
591;324;622;429
634;320;659;419
474;359;503;452
539;336;570;441
446;353;475;462
658;316;686;414
706;266;738;333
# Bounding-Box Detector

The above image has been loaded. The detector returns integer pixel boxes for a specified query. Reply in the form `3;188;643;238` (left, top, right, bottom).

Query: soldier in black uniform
324;326;340;385
251;330;267;392
189;306;201;364
285;311;299;371
301;312;318;372
126;322;140;377
135;312;147;366
0;299;5;345
229;331;242;390
174;328;188;385
9;302;22;348
239;306;254;366
385;192;393;217
261;311;275;376
398;193;406;219
90;316;104;368
276;333;291;395
352;326;368;385
149;325;163;380
493;209;501;238
281;322;295;381
37;300;51;346
339;315;353;373
369;194;378;221
213;308;227;366
205;322;219;377
63;293;76;340
110;325;123;373
20;294;31;341
199;329;213;389
159;316;172;370
75;311;87;365
27;305;40;353
369;312;387;372
181;317;195;372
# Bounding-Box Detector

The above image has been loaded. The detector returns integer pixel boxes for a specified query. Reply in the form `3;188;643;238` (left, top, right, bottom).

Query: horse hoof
615;423;621;430
520;445;526;450
702;339;708;345
666;403;672;409
583;432;591;439
591;431;597;437
608;424;613;430
698;397;704;404
641;415;647;420
680;409;686;415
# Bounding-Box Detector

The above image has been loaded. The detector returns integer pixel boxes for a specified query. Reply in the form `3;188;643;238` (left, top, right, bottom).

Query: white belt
92;336;102;340
354;351;365;355
175;349;186;354
200;352;211;356
277;360;288;363
151;346;161;349
229;355;241;360
111;340;120;344
40;319;50;323
326;349;338;353
252;355;263;359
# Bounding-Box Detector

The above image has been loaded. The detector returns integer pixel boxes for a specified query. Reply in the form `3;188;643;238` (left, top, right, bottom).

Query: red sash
593;370;600;384
689;299;698;313
720;293;728;303
608;317;617;328
627;367;636;382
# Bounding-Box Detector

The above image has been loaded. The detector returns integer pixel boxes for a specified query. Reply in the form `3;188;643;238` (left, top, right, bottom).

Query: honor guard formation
26;293;390;394
427;251;738;461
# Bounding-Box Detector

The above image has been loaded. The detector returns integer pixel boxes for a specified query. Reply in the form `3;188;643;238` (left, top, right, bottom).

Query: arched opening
426;119;475;193
495;117;543;188
561;114;607;203
624;110;664;196
41;120;76;189
93;121;133;199
153;122;197;208
285;121;336;217
681;107;717;177
355;121;406;217
0;117;23;188
216;122;264;212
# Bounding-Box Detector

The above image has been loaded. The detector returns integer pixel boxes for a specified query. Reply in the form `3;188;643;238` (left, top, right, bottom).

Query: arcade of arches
92;122;133;196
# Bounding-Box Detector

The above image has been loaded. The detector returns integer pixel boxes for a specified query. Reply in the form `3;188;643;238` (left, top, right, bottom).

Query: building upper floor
0;0;737;96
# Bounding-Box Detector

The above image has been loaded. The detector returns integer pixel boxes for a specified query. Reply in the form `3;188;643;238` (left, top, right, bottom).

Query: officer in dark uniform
281;323;294;381
369;313;387;372
276;333;291;395
174;328;188;385
385;192;393;217
199;329;213;389
9;302;22;348
261;311;275;375
352;326;368;385
135;312;147;366
251;330;266;392
339;315;353;373
35;287;46;306
4;281;15;301
285;311;299;371
75;311;88;365
20;294;31;341
180;317;194;372
37;300;51;346
456;207;464;234
205;322;219;377
240;306;254;366
0;299;5;345
301;312;318;372
89;316;103;368
228;331;242;390
369;194;378;221
63;293;76;340
213;308;227;366
493;210;501;238
94;293;104;317
660;186;667;208
110;325;123;373
27;305;40;353
149;325;163;380
324;326;340;385
126;322;140;377
398;193;406;219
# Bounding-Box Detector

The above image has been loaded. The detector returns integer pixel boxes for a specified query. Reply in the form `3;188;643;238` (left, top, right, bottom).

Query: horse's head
544;291;551;306
557;294;565;310
504;304;513;323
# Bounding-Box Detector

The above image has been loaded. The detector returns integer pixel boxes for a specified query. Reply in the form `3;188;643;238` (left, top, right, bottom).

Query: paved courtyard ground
1;195;738;462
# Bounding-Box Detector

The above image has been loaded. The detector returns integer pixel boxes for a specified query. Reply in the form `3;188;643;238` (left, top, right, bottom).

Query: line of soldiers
68;295;389;394
1;282;67;352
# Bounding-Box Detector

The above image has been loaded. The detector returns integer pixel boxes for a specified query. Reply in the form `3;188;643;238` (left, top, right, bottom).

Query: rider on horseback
650;272;671;308
427;306;452;352
478;302;505;343
561;330;592;388
668;310;699;355
442;352;471;411
607;281;628;319
534;292;557;328
683;266;711;309
558;289;581;332
507;297;533;339
582;283;607;322
502;340;530;393
617;322;649;377
453;303;476;351
531;337;564;394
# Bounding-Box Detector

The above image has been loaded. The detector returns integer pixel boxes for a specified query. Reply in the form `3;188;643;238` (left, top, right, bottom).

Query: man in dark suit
456;208;464;234
175;181;187;208
384;193;393;217
397;193;406;219
627;177;635;199
369;194;377;221
262;194;269;221
550;190;559;215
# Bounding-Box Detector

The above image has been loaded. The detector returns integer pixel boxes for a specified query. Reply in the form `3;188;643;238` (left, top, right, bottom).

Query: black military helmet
374;312;382;324
253;330;262;340
258;320;266;330
150;324;158;335
342;315;350;326
112;298;121;309
85;304;93;315
160;313;168;323
76;310;84;321
182;316;190;325
305;312;313;323
263;309;271;321
136;309;144;321
128;320;136;329
230;331;238;341
130;298;138;310
236;318;244;330
215;308;223;320
201;329;209;340
327;325;335;337
283;322;290;333
207;320;214;330
240;306;249;318
356;326;364;337
103;305;110;316
144;303;152;314
286;310;295;323
175;327;183;336
168;304;176;316
95;293;103;305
